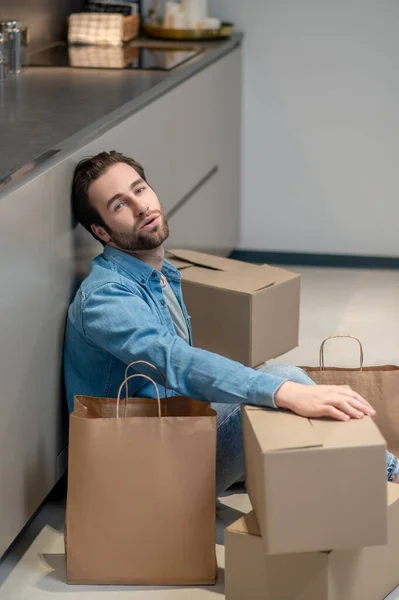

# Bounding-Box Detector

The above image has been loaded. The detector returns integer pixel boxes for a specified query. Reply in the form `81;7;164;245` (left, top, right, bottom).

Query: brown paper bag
65;360;217;585
301;335;399;452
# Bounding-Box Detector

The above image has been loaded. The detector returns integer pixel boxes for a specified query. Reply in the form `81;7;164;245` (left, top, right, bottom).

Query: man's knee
259;364;316;386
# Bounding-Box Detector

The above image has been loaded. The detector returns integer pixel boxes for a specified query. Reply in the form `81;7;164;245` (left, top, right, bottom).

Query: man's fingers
347;397;374;415
331;398;365;419
335;387;376;414
322;405;350;422
332;394;372;416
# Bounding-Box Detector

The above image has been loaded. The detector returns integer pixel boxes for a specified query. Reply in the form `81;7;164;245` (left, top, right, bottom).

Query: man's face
88;162;169;251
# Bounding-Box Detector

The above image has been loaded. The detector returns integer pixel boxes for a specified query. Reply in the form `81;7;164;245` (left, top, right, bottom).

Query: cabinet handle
167;165;219;219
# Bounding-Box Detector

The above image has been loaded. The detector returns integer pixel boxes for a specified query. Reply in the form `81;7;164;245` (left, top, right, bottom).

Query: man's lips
140;214;160;230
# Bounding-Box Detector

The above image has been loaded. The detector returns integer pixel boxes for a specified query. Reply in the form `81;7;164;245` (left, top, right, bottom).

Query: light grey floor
1;265;399;599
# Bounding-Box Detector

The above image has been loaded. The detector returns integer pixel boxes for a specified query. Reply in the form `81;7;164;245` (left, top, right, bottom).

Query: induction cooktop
28;42;203;71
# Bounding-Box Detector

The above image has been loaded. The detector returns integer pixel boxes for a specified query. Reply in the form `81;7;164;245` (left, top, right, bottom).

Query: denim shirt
64;245;288;413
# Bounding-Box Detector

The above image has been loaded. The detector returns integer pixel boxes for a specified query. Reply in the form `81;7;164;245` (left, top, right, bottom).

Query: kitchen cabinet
0;166;72;555
0;44;242;556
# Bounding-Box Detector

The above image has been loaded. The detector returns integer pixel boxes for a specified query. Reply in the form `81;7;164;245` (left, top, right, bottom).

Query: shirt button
152;272;157;278
141;278;145;283
161;300;166;306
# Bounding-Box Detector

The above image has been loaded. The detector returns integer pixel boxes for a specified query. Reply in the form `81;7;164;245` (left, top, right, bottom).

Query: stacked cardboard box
225;406;399;600
225;486;399;600
166;249;399;597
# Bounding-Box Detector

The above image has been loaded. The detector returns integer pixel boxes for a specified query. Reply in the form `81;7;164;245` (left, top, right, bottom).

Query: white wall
211;1;399;256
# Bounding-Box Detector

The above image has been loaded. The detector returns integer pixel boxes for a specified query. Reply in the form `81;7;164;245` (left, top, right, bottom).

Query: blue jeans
213;364;397;495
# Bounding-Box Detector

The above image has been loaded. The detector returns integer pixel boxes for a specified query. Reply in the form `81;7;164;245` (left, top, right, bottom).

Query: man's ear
91;224;111;243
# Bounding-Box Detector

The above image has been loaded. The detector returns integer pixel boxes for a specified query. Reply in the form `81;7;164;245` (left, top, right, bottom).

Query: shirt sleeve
82;282;288;408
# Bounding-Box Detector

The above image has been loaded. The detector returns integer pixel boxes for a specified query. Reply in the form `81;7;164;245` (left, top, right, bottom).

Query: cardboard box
242;406;387;554
167;249;300;367
225;485;399;600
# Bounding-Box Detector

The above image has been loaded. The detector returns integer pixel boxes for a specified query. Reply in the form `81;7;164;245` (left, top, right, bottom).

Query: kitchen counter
0;34;242;194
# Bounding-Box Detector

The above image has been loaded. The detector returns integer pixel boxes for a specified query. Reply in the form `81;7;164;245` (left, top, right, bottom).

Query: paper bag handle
124;360;167;400
319;335;364;371
116;373;161;419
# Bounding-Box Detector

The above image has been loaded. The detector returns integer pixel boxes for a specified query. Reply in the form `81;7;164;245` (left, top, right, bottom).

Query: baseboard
230;250;399;270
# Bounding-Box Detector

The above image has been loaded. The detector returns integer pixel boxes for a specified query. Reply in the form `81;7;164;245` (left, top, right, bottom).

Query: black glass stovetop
28;42;203;71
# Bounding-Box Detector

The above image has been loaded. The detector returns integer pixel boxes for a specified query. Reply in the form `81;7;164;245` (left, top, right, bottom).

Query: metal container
0;21;21;74
0;31;8;80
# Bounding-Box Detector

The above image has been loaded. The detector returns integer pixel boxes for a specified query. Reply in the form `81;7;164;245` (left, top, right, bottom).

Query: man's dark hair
71;150;146;244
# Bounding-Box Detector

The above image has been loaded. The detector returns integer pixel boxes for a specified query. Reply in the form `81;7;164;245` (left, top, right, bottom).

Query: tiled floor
1;265;399;599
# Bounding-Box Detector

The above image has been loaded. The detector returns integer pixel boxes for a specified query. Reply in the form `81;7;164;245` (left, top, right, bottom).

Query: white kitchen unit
0;42;242;557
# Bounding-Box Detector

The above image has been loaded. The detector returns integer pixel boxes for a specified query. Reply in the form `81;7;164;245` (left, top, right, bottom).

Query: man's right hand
274;381;376;421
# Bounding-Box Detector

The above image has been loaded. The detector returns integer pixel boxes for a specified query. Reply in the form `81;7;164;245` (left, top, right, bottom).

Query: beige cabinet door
0;165;73;556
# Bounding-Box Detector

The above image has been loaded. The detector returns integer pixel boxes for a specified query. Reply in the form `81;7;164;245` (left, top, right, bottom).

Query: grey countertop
0;33;242;191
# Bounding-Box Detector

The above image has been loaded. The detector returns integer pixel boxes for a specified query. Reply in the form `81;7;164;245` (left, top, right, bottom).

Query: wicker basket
123;13;140;42
68;12;140;46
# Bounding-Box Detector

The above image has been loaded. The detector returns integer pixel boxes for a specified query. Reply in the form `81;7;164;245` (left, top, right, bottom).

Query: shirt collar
103;245;181;284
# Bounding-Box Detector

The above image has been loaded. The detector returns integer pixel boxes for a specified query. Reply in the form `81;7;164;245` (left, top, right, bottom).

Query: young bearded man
64;151;399;491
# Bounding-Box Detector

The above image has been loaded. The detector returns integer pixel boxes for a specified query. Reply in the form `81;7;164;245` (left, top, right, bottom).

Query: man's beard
107;209;169;252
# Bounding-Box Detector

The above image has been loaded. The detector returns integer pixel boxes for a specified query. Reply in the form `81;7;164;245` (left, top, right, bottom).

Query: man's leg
213;363;399;493
387;450;399;482
213;402;244;496
213;364;313;496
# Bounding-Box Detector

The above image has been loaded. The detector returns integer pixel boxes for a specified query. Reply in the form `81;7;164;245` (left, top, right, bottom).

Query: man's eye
115;201;125;211
136;187;145;195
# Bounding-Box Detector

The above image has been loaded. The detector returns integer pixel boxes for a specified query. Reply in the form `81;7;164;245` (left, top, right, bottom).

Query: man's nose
131;197;148;217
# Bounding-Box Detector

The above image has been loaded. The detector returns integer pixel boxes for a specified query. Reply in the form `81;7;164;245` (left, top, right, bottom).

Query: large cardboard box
225;485;399;600
242;406;387;554
167;249;300;367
